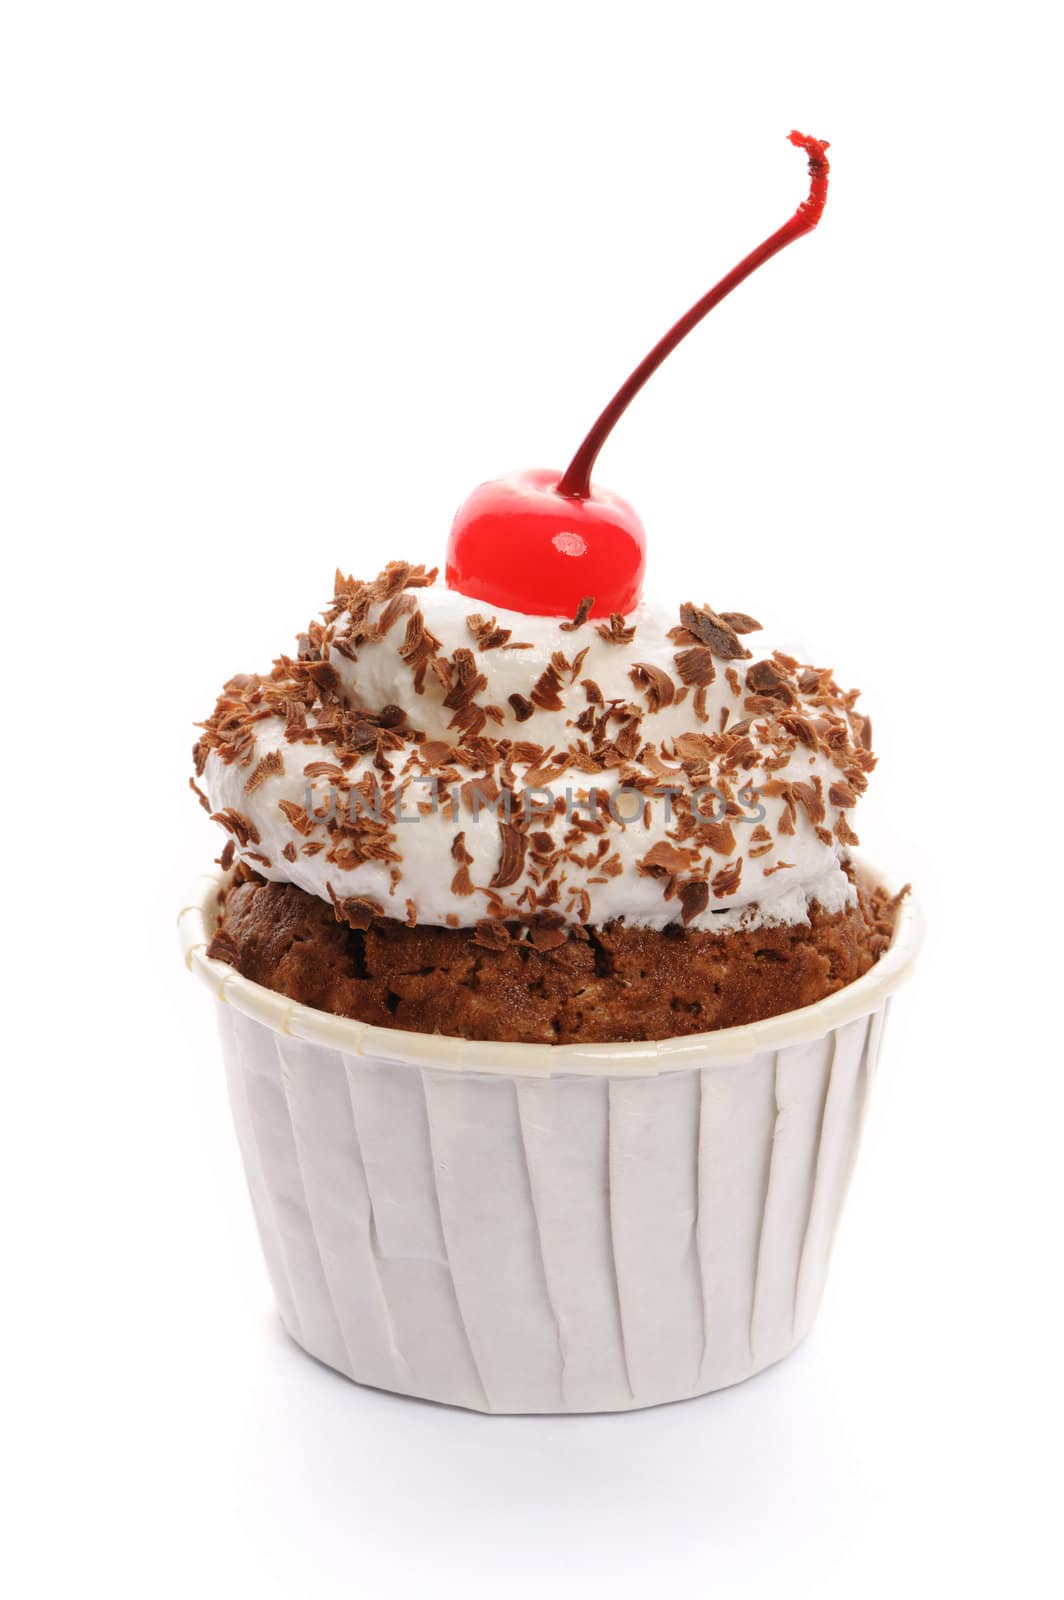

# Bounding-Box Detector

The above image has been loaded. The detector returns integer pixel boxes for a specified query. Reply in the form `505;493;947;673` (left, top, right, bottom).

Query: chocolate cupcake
182;132;920;1411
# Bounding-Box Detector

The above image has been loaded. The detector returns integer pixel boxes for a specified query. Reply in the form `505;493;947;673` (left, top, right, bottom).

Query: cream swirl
195;567;874;932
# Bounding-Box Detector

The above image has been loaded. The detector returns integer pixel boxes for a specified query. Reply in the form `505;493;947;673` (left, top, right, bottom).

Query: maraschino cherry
446;131;830;619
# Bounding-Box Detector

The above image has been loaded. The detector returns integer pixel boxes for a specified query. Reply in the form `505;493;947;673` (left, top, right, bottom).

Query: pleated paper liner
182;855;920;1412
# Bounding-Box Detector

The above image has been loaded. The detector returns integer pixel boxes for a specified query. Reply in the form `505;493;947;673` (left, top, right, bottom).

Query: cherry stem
556;131;831;501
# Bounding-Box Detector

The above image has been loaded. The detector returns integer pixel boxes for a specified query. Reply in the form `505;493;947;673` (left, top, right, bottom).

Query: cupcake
182;133;920;1411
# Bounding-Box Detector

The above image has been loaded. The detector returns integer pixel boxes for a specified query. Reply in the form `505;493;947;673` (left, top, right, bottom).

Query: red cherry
445;468;646;619
447;132;830;619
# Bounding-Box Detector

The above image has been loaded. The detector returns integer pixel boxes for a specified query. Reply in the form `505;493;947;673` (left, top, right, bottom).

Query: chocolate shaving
677;603;751;660
568;646;590;684
790;779;826;825
560;595;595;631
835;814;860;846
373;594;417;640
629;662;677;712
720;734;756;770
779;712;819;749
380;561;436;598
439;647;488;713
570;887;592;923
745;660;796;704
678;880;710;924
473;918;511;952
490;824;527;888
530;660;565;712
326;884;384;931
210;808;260;847
278;797;316;837
245;749;284;794
719;611;762;634
466;613;513;650
698;820;737;855
284;700;309;741
674;646;716;687
712;859;743;898
398;607;443;693
595;612;636;645
674;732;715;761
450;830;476;896
638;840;696;878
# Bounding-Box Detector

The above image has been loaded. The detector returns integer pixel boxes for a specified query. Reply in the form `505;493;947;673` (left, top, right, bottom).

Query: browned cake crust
206;869;903;1044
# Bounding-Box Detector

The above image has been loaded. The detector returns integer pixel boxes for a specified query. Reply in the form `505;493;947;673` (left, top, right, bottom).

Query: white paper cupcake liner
181;854;921;1413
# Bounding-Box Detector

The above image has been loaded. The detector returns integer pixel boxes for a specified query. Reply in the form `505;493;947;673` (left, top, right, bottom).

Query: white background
3;2;1062;1595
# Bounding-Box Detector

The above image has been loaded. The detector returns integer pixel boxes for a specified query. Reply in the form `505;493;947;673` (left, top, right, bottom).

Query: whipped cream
196;569;874;932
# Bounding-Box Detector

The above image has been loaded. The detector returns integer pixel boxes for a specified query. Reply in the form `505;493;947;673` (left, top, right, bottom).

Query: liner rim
180;850;922;1076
